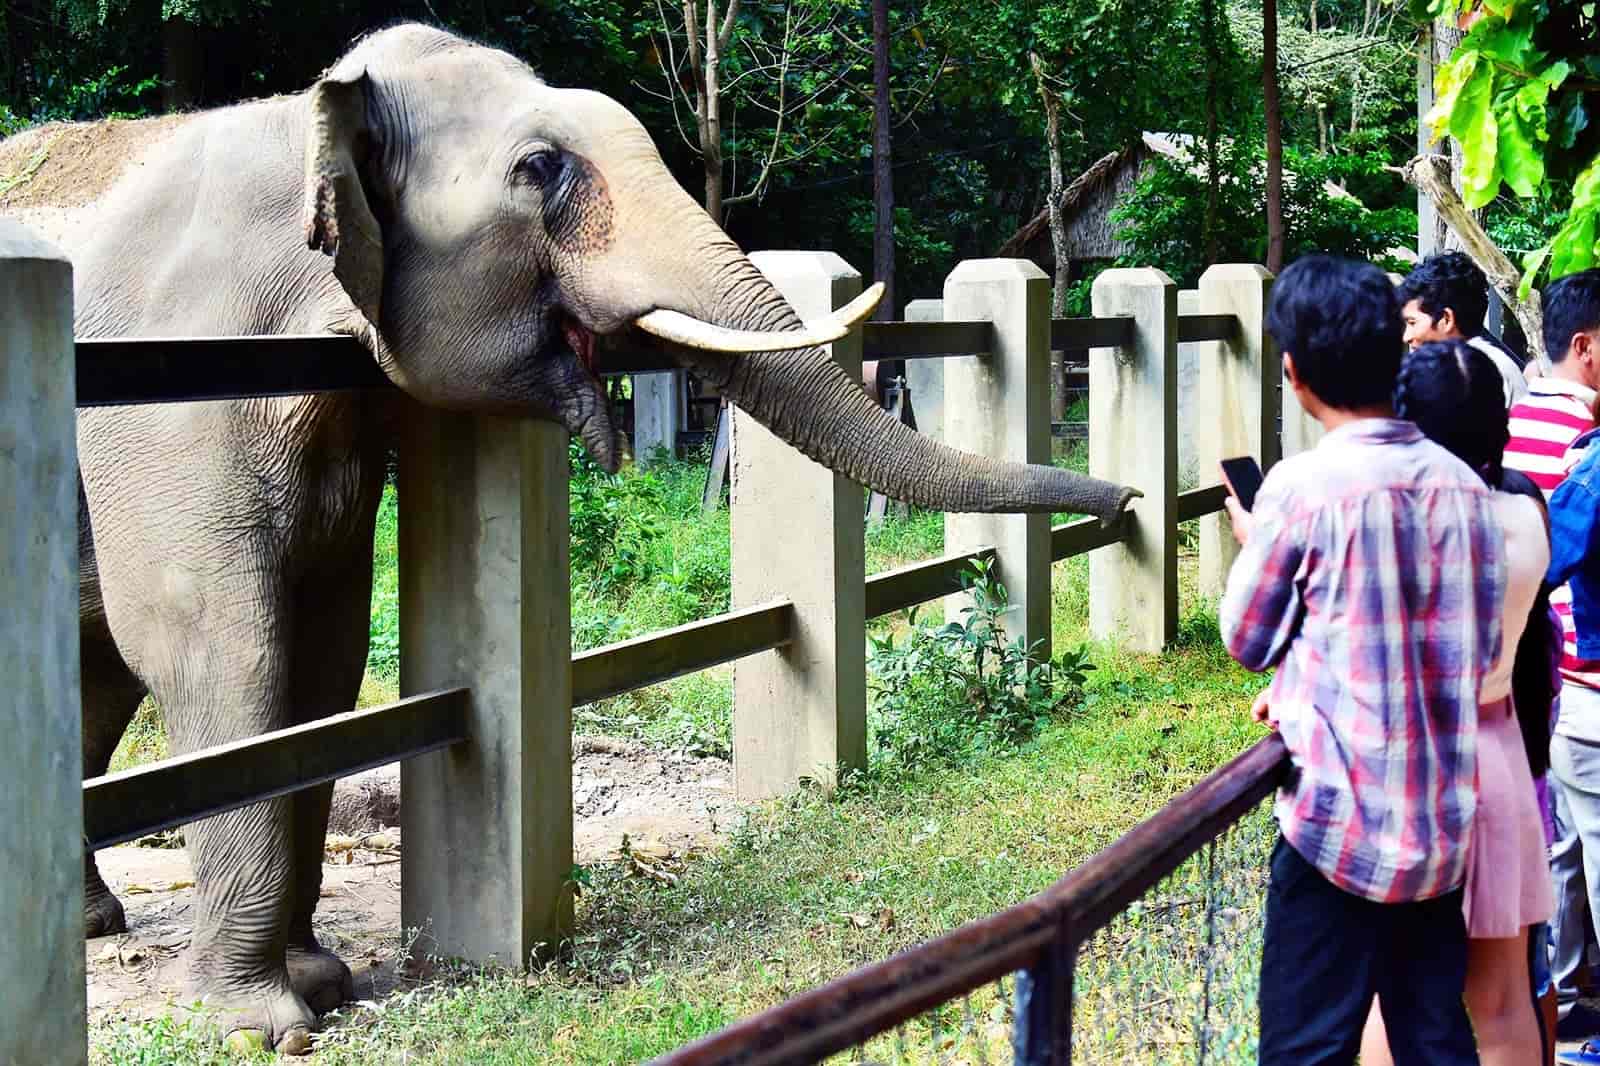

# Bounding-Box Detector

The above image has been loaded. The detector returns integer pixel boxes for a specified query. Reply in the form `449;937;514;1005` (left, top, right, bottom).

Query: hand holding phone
1219;456;1264;513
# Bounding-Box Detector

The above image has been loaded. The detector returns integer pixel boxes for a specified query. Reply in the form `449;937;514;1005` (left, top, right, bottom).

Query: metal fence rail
651;734;1289;1066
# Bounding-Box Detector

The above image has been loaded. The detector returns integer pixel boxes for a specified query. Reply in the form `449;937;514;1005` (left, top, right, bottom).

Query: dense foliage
1416;0;1599;283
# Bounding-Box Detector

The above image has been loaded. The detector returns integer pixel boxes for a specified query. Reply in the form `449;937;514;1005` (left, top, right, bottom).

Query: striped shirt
1506;377;1596;492
1504;376;1600;697
1221;419;1504;903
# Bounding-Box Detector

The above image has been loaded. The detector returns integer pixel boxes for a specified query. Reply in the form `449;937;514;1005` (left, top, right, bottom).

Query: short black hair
1267;255;1403;410
1544;269;1600;363
1397;252;1489;337
1393;340;1509;483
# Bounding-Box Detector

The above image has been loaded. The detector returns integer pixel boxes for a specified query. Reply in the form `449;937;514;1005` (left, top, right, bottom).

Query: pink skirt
1463;697;1555;939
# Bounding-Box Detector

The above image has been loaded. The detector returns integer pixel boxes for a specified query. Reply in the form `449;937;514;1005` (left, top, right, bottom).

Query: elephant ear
303;70;383;328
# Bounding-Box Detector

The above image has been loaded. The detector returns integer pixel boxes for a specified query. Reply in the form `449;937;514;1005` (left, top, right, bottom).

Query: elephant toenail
277;1026;315;1056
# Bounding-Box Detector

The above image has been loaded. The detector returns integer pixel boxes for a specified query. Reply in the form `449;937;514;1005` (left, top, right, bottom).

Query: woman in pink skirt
1361;340;1559;1065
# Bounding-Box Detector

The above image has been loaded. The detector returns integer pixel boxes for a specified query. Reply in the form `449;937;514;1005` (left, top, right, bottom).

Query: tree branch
717;0;740;54
1397;153;1547;367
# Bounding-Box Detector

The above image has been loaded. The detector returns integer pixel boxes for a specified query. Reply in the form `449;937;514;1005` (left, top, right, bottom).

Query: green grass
92;611;1263;1064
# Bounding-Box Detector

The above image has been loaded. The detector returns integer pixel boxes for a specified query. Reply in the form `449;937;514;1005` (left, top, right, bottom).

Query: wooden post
943;259;1053;656
1090;268;1178;652
632;370;684;466
732;252;867;800
399;414;573;964
1281;371;1326;459
0;222;85;1064
903;299;946;444
1197;265;1276;601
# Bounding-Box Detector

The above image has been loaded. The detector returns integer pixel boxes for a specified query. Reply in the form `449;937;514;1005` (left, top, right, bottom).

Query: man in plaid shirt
1220;257;1504;1064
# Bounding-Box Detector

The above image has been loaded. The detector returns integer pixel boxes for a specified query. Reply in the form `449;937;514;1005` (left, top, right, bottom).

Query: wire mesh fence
1069;800;1275;1065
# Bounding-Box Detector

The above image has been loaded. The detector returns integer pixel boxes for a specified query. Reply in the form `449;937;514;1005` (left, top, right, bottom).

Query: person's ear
1282;351;1300;387
1438;307;1456;334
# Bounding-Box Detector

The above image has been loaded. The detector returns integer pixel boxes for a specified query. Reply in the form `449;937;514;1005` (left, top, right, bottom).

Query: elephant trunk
663;257;1139;521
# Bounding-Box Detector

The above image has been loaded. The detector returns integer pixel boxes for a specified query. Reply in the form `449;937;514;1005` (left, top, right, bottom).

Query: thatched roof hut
995;145;1142;264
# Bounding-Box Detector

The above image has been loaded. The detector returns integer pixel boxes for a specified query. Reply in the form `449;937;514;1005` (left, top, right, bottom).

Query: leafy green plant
1414;0;1599;285
865;558;1092;779
568;439;670;598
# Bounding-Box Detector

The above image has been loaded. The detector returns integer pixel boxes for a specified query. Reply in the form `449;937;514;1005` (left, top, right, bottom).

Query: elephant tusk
633;282;885;353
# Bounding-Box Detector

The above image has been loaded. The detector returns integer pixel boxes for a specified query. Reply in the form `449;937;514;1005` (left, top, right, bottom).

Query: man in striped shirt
1508;269;1600;1042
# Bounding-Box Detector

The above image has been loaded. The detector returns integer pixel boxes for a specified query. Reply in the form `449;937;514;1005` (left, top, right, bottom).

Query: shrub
568;439;669;598
865;559;1092;779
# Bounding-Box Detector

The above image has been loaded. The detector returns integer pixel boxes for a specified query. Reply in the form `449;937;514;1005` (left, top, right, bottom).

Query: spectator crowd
1219;250;1600;1065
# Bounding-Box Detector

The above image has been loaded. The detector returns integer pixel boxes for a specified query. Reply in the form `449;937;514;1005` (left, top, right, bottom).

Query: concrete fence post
903;298;945;444
0;222;85;1065
1090;268;1178;652
399;414;573;964
732;251;867;800
632;370;684;466
942;259;1053;656
1197;265;1277;601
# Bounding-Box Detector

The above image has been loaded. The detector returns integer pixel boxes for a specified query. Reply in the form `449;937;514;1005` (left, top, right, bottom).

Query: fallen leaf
362;830;398;851
123;883;153;895
845;913;872;929
876;907;895;932
325;834;360;855
165;879;194;891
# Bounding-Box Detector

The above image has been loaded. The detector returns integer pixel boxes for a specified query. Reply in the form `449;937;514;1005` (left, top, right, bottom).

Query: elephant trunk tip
1104;486;1142;528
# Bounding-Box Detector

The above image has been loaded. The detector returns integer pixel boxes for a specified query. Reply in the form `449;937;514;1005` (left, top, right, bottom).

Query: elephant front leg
181;796;316;1055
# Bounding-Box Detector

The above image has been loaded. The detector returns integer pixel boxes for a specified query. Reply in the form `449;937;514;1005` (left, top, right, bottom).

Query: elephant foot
84;885;127;938
182;973;316;1056
287;941;355;1015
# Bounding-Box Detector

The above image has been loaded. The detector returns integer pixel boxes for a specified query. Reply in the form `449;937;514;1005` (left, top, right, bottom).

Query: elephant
0;22;1136;1054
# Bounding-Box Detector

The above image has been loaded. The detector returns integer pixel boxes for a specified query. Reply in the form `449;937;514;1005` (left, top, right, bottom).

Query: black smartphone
1220;456;1264;513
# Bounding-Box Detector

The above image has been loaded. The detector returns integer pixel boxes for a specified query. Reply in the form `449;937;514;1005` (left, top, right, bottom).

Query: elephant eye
515;147;564;187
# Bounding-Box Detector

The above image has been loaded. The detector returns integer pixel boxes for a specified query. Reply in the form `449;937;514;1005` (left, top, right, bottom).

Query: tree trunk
871;0;896;321
1201;0;1221;266
161;17;202;112
1434;18;1473;253
1030;54;1071;318
702;1;725;225
1263;0;1285;272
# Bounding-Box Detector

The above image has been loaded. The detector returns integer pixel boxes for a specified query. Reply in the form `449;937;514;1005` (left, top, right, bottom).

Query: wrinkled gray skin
1;24;1134;1053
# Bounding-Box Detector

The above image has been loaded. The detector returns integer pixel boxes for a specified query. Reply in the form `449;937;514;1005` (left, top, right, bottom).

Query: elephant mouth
556;314;622;472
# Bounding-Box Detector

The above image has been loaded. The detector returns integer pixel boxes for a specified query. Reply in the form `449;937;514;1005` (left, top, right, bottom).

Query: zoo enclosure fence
7;241;1311;1062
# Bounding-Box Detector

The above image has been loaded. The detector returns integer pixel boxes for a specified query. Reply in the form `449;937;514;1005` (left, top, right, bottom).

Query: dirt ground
87;737;737;1025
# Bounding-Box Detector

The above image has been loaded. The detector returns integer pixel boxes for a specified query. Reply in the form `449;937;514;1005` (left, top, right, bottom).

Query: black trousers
1258;834;1478;1066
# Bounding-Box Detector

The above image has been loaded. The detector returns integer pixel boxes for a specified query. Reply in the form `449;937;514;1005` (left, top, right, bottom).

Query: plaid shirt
1220;419;1504;903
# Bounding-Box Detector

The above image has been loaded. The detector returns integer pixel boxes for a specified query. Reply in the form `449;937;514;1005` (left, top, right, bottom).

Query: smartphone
1220;456;1264;513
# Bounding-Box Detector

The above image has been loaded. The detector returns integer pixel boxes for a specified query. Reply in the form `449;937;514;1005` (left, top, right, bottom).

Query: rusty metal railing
652;733;1290;1066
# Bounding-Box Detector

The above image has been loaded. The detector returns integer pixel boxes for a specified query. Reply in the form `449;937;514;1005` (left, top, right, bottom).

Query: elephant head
304;24;1137;520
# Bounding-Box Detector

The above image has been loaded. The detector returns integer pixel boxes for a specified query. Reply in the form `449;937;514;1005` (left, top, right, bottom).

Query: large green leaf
1520;245;1551;301
1549;160;1598;277
1450;57;1501;208
1497;79;1551;196
1426;50;1479;144
1471;15;1538;68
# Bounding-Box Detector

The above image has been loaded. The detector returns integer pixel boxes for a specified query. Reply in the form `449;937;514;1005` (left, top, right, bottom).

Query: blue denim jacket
1548;427;1600;658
